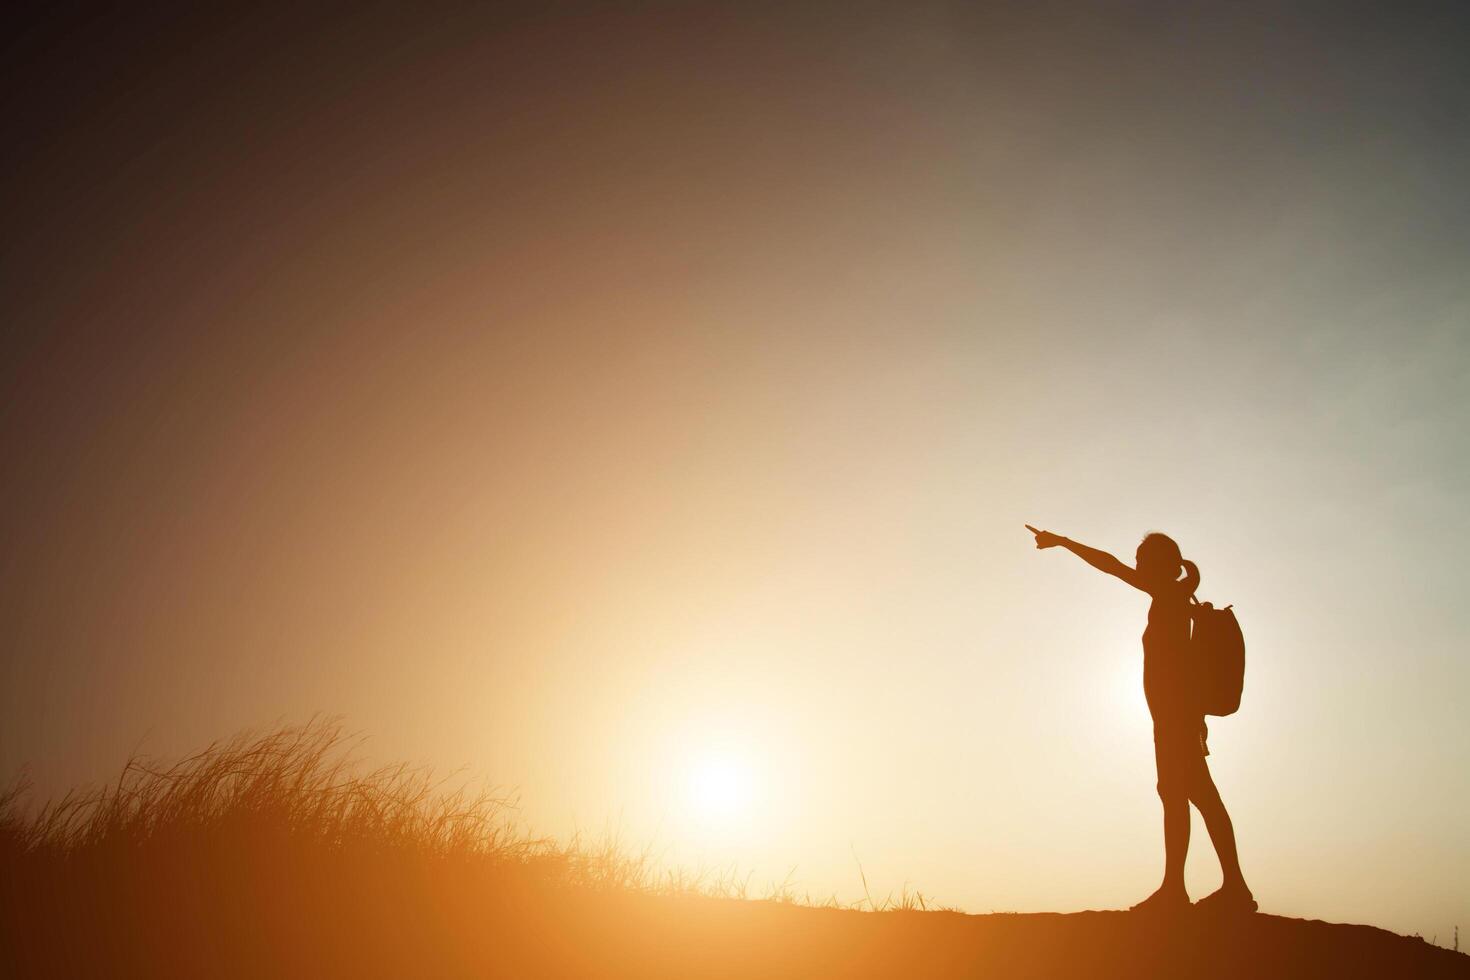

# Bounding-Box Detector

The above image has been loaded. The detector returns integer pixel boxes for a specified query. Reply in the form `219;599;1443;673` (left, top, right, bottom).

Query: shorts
1152;715;1209;798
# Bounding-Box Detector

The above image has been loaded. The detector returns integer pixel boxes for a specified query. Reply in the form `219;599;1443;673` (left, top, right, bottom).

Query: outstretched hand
1025;524;1064;549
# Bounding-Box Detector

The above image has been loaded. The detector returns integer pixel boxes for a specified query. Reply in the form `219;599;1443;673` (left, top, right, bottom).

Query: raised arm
1025;524;1147;592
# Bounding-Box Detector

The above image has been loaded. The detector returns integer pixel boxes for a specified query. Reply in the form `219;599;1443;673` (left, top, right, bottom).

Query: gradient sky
2;2;1467;941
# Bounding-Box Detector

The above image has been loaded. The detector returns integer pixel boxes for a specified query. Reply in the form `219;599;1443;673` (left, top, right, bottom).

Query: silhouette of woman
1025;525;1256;914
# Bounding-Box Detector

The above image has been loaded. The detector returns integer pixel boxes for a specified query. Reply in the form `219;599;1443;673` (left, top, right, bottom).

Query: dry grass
0;718;944;908
0;719;944;977
4;723;516;862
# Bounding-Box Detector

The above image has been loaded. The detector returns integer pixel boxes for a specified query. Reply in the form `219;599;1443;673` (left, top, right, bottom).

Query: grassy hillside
2;722;1464;978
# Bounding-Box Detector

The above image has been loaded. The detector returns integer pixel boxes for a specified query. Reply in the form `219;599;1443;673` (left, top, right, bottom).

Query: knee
1156;779;1188;805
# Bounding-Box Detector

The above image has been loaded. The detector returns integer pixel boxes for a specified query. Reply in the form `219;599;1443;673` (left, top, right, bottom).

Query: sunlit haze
2;2;1466;942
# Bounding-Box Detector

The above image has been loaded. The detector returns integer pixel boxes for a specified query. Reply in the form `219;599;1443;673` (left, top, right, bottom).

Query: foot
1195;883;1257;914
1130;884;1190;914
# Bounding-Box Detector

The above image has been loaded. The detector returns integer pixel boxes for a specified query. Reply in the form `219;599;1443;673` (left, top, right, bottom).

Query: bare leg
1190;764;1255;908
1133;724;1194;911
1131;787;1191;910
1161;790;1191;892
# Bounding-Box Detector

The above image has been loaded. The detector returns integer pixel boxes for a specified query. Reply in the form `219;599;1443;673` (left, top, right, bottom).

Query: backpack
1190;598;1245;716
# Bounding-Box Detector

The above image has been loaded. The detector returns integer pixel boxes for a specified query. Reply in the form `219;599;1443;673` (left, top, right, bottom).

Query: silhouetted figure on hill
1026;525;1256;914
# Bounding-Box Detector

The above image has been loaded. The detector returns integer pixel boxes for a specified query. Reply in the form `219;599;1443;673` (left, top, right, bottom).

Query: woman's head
1135;532;1184;584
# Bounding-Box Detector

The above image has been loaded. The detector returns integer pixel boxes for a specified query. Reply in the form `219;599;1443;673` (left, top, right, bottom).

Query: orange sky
2;3;1466;941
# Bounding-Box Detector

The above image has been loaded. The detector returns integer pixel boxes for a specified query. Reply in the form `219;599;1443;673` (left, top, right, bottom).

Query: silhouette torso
1142;590;1195;722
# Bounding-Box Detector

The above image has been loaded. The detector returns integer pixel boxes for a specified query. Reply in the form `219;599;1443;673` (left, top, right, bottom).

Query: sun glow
685;751;755;826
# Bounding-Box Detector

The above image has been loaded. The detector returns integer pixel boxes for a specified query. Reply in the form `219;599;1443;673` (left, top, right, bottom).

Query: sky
2;1;1467;941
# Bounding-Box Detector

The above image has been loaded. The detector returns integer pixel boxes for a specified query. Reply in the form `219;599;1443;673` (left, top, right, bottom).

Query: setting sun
684;751;756;826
